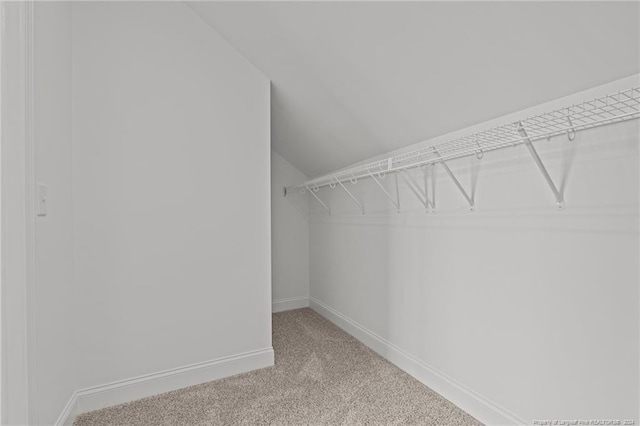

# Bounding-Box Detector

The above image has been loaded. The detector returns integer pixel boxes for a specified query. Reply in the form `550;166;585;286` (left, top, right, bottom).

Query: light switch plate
37;184;48;217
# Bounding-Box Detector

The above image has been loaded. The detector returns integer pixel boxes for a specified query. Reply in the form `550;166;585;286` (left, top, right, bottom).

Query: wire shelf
288;86;640;193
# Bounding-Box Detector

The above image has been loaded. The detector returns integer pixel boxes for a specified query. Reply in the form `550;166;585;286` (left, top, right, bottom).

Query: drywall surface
271;151;309;308
72;1;271;391
33;3;76;424
309;75;640;423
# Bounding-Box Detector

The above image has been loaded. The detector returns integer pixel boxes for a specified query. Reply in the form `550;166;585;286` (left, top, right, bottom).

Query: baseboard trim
55;347;274;426
272;296;309;313
309;297;526;426
55;391;78;426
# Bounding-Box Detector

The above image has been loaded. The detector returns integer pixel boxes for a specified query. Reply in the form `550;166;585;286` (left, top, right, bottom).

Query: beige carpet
74;308;482;425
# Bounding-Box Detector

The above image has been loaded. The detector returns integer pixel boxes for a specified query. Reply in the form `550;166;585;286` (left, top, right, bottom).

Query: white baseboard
272;296;309;313
55;347;274;426
309;297;527;426
55;392;79;426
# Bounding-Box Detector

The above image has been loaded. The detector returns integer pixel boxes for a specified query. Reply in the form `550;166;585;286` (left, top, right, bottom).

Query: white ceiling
189;1;639;178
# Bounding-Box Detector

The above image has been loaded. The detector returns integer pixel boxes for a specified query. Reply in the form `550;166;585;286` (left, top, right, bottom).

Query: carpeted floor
74;308;482;425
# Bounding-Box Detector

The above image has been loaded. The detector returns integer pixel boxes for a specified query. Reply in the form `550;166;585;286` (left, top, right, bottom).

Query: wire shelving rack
285;86;640;213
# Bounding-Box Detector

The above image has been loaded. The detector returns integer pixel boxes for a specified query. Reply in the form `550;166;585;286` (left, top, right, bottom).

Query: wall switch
37;184;48;217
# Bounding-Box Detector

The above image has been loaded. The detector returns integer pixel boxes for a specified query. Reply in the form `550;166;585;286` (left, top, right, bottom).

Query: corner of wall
271;150;310;310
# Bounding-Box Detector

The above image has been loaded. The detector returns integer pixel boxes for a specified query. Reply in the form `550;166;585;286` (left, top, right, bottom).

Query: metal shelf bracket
426;165;436;212
399;169;432;213
332;176;365;214
305;184;331;214
516;122;564;210
435;149;475;212
368;170;400;212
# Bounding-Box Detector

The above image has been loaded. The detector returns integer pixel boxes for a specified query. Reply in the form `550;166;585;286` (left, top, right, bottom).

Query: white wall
309;75;639;424
72;0;271;394
33;3;76;424
271;150;309;311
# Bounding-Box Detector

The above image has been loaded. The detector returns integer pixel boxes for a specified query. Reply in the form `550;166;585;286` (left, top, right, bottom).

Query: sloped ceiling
189;1;639;178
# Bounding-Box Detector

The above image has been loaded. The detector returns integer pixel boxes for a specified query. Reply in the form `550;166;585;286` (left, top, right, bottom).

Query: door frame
1;1;36;424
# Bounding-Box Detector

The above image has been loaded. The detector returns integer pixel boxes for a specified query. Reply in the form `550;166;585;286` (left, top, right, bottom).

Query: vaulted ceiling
189;1;639;178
